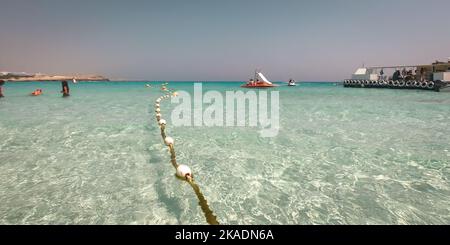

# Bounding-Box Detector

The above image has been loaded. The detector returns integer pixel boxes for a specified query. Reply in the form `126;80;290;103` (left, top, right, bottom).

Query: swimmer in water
0;80;5;97
61;81;70;97
31;89;43;96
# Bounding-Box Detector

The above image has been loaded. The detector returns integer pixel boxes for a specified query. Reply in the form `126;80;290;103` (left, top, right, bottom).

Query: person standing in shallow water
61;81;70;97
0;80;5;97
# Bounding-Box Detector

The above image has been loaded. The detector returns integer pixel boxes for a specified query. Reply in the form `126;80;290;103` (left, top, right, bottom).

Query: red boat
241;70;277;88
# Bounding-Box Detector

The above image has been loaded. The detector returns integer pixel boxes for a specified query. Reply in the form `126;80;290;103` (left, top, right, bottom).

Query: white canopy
354;68;369;75
257;72;272;84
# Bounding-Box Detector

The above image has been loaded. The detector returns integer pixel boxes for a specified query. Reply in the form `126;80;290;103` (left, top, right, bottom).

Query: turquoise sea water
0;81;449;224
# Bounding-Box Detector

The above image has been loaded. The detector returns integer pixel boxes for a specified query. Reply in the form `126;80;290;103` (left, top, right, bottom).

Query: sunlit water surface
0;81;449;224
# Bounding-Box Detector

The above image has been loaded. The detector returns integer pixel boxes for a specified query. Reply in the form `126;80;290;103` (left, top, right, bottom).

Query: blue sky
1;0;449;81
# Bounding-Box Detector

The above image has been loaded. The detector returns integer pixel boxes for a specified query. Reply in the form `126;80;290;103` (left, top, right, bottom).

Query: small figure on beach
61;81;70;97
0;80;5;97
31;89;43;96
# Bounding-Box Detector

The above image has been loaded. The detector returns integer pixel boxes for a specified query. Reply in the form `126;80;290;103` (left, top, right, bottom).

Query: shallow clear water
0;81;449;224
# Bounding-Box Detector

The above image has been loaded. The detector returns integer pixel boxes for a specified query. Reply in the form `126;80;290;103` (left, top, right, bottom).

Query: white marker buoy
176;165;192;179
156;98;161;103
164;136;174;146
155;108;161;113
159;119;166;126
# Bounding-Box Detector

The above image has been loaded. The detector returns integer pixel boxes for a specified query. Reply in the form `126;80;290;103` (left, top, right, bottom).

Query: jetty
343;60;450;92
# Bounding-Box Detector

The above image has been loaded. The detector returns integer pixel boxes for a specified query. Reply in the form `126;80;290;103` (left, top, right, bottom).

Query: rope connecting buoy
153;84;220;225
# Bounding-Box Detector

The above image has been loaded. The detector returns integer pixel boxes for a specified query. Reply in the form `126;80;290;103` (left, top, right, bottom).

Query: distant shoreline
1;75;109;82
4;80;110;83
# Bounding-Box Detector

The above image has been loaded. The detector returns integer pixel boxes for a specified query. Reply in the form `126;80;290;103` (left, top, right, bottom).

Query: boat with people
343;59;450;92
288;79;297;86
241;70;277;88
